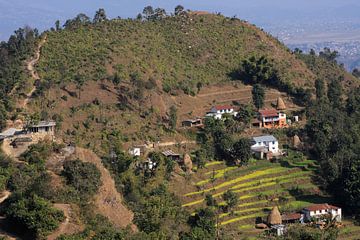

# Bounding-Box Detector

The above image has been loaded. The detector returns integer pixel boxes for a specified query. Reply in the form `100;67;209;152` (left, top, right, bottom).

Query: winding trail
21;36;47;108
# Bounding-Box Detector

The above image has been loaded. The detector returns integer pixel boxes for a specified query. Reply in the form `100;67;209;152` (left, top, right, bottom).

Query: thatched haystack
292;135;302;148
276;97;286;110
267;206;282;225
183;153;193;172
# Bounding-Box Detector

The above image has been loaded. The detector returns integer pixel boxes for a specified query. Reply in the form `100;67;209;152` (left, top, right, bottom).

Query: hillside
1;8;360;240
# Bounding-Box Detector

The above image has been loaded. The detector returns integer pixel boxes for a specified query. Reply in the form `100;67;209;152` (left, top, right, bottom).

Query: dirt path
47;204;83;240
156;140;197;148
197;87;252;98
73;148;136;231
21;36;47;109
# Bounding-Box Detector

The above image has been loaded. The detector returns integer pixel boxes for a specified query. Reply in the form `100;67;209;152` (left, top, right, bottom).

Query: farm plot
181;159;330;234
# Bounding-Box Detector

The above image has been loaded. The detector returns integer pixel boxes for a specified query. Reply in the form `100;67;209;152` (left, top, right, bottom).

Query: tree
175;5;185;16
62;160;101;200
327;77;342;108
143;6;154;20
154;8;167;20
63;13;90;29
169;105;177;130
352;68;360;78
252;84;265;109
237;104;254;125
319;47;339;63
4;194;64;239
93;8;107;23
75;74;85;99
240;55;278;85
315;78;326;101
0;102;7;131
55;20;61;31
231;138;252;165
223;190;238;212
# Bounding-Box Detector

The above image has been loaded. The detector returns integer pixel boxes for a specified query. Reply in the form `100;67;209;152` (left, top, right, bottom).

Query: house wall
252;141;278;153
304;209;342;222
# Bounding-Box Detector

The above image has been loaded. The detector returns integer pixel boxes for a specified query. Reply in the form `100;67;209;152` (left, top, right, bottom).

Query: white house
302;204;342;222
128;147;141;157
205;105;238;119
251;135;279;153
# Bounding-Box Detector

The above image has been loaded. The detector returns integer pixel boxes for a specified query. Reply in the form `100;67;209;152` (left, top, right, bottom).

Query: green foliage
61;160;101;201
252;84;265;109
239;55;278;85
223;190;238;212
4;194;64;239
133;184;186;235
169;105;177;130
182;208;216;240
279;224;339;240
231;138;252;165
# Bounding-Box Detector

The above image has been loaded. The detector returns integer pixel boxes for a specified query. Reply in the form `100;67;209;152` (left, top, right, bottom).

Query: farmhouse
252;109;287;129
302;204;342;222
251;135;279;160
0;128;24;141
205;105;238;120
28;121;56;135
162;150;181;161
182;118;203;128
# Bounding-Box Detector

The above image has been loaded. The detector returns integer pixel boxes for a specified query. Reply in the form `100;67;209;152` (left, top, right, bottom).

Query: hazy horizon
1;0;360;42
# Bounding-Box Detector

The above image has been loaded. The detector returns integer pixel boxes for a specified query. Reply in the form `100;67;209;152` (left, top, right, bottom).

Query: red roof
304;204;340;212
259;109;278;117
213;105;233;111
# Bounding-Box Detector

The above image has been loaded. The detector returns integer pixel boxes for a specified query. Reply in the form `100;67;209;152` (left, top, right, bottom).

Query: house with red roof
302;203;342;222
252;108;287;129
206;105;238;120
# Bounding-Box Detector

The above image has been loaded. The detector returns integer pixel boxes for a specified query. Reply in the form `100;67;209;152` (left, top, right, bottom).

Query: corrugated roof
162;150;180;157
304;204;340;212
253;135;277;143
0;128;21;137
31;121;56;128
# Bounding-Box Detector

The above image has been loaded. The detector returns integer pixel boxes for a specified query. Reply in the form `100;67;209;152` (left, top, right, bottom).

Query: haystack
183;154;193;172
276;97;286;110
293;135;302;148
267;206;282;225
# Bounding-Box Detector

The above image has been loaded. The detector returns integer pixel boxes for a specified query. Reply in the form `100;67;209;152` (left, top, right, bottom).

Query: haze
1;0;360;41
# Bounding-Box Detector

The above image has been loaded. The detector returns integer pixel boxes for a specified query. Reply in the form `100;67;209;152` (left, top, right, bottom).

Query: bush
4;194;64;239
62;160;101;200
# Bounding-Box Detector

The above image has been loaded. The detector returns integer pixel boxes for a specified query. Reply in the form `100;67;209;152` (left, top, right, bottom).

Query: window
272;141;275;144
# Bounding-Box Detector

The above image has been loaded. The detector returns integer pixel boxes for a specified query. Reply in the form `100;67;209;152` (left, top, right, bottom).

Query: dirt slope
73;148;136;231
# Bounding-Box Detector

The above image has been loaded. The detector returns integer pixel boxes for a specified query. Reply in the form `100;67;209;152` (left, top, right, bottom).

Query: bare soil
73;148;136;231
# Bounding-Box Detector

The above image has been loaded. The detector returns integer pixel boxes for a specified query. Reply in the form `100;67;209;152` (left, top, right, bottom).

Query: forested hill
36;12;316;95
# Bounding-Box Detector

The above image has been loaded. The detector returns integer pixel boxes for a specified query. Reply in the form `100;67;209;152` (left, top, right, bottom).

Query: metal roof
162;150;180;157
30;121;56;128
253;135;277;143
0;128;21;137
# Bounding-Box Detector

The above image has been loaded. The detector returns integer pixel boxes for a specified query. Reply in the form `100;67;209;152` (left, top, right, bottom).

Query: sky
1;0;360;41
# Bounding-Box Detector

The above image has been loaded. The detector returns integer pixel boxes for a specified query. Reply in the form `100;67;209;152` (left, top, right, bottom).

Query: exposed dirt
19;36;47;109
47;204;84;240
73;148;136;231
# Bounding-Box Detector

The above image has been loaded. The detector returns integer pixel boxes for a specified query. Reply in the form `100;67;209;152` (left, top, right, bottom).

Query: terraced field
180;159;333;238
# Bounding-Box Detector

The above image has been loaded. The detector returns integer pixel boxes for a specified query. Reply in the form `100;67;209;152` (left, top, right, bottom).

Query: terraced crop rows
182;160;324;231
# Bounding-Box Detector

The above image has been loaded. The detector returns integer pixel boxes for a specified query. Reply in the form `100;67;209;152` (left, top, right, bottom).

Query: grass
219;213;267;226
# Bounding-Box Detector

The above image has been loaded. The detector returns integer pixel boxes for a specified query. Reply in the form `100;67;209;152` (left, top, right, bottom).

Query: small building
129;147;141;157
28;121;56;134
0;128;24;140
253;109;287;129
162;150;181;161
271;224;286;236
182;118;203;128
205;105;238;120
282;213;304;224
302;204;342;222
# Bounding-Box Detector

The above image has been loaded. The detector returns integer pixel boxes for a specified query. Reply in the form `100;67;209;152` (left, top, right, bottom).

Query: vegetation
62;159;101;201
4;194;64;239
252;84;265;109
